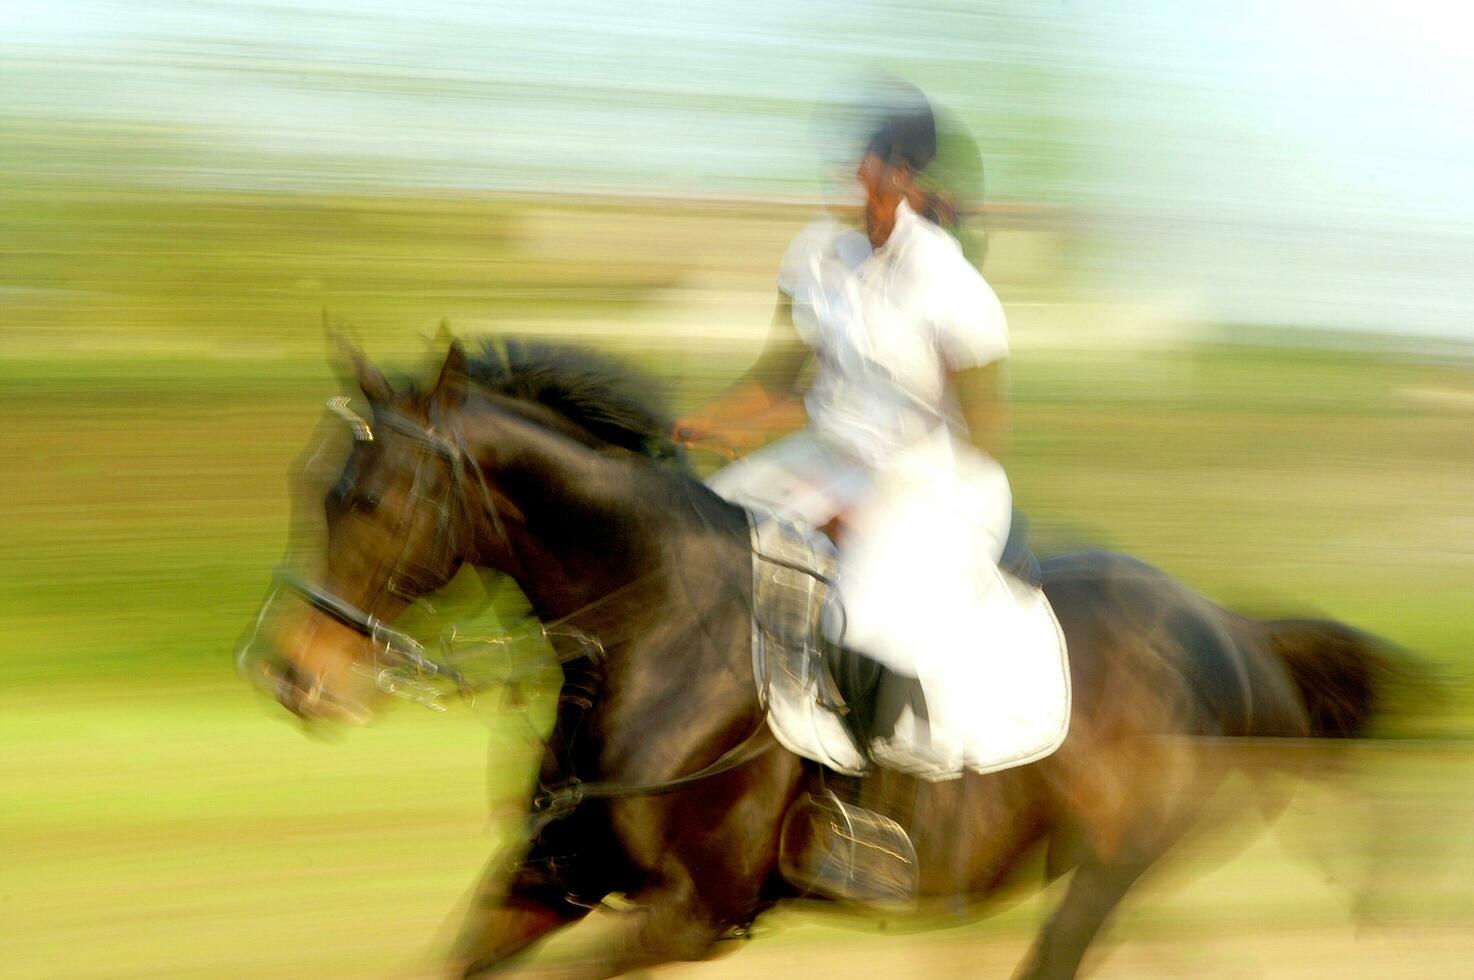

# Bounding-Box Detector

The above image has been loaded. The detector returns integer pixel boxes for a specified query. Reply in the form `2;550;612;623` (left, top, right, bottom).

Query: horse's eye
353;491;381;513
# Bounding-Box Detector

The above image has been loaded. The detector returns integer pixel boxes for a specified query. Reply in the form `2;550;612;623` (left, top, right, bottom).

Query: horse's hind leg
1012;856;1149;980
1017;739;1232;979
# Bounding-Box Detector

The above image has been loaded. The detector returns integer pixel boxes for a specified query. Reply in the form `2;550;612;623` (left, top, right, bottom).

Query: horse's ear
324;313;393;405
431;337;469;408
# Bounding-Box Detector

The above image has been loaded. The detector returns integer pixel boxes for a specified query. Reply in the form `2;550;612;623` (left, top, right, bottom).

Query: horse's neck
461;396;672;623
460;398;759;786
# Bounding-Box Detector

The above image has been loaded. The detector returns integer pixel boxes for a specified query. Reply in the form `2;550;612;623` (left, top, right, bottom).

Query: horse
239;336;1395;979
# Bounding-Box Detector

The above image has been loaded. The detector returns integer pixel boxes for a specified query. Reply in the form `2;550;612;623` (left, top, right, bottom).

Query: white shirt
777;200;1008;464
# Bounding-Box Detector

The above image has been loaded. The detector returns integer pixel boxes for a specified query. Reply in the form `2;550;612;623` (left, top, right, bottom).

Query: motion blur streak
3;1;1473;977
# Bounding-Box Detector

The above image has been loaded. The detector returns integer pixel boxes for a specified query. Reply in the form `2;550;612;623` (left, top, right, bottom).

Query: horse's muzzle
259;653;374;725
236;580;381;725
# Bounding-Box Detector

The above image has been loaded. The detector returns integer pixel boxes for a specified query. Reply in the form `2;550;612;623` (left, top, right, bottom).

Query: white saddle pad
748;514;1071;781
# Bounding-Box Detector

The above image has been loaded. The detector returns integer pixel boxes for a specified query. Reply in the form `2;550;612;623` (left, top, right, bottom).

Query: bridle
238;395;512;710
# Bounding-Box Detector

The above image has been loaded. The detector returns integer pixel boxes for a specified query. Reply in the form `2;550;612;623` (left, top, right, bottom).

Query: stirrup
778;790;918;908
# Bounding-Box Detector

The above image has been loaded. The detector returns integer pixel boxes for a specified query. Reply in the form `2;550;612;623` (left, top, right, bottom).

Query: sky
5;0;1474;340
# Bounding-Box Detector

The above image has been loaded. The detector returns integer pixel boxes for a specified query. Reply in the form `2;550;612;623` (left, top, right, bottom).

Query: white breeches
706;427;1012;679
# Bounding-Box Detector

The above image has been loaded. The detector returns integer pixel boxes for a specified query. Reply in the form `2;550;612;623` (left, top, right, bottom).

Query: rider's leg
704;429;867;528
838;436;1013;773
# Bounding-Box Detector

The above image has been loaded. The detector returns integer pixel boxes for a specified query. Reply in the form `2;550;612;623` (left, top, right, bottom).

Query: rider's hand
672;419;705;446
673;419;746;460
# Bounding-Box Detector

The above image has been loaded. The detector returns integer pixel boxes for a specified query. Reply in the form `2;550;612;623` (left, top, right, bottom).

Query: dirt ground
400;913;1474;979
667;924;1474;979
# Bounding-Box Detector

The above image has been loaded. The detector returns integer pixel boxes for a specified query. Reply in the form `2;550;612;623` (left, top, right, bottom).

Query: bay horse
241;336;1392;978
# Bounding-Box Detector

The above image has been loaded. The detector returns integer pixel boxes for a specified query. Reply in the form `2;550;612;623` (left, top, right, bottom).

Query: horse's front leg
466;868;731;980
450;900;586;979
486;755;801;978
447;856;591;978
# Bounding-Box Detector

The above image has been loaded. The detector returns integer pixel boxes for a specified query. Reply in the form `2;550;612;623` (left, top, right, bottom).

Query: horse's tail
1264;618;1419;738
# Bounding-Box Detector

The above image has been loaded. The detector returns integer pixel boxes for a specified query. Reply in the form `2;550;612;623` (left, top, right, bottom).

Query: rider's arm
934;256;1009;461
677;292;811;453
953;359;1009;462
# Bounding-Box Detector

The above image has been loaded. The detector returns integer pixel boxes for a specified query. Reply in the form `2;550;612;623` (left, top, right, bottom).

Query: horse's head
239;333;691;724
240;339;487;723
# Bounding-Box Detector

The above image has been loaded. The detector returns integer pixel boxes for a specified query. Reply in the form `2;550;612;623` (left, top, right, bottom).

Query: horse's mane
463;338;684;464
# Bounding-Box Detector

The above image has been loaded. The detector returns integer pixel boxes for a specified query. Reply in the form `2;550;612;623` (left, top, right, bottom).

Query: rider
678;92;1013;775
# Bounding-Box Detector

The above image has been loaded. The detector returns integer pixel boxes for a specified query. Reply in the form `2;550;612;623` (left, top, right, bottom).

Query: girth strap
531;714;777;818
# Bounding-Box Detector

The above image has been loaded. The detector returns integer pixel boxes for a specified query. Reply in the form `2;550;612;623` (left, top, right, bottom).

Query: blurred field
4;190;1474;977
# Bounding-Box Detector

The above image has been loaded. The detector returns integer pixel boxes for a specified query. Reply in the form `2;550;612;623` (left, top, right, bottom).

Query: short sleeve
931;258;1008;371
776;219;840;302
777;218;870;349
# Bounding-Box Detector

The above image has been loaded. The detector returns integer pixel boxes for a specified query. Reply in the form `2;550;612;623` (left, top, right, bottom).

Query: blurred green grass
4;188;1474;976
7;339;1471;703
